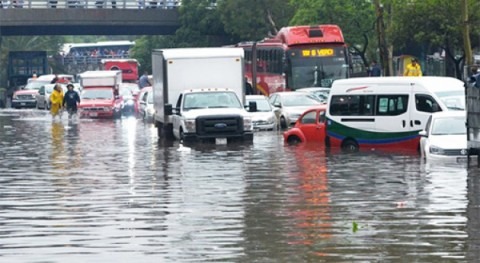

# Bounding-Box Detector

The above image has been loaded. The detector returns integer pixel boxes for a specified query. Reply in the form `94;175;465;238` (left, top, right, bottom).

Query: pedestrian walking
50;84;64;121
369;60;381;77
403;58;422;77
63;84;81;120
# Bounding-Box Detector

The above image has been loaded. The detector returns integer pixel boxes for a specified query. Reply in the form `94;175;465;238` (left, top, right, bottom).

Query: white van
326;76;465;152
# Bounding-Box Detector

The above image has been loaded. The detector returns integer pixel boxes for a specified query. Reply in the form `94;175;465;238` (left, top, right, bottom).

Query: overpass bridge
0;0;181;35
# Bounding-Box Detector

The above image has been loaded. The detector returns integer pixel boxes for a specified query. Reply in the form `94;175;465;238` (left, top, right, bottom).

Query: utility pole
462;0;473;78
374;0;390;76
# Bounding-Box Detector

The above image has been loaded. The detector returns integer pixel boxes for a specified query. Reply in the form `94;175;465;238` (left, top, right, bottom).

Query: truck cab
77;70;123;118
171;89;253;142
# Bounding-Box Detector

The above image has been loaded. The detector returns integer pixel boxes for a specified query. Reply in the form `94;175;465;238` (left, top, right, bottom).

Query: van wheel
280;116;288;129
342;139;359;153
287;136;301;145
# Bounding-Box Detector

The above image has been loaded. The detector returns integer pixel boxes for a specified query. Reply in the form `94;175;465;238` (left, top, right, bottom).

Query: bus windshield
287;47;348;89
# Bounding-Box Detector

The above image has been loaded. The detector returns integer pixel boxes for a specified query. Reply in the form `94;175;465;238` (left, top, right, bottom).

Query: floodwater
0;109;479;262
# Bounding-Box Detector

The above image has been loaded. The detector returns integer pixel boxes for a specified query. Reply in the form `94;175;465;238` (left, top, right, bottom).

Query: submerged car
269;92;322;129
246;95;277;131
78;88;123;119
419;111;470;163
283;105;327;145
138;90;155;121
36;83;81;110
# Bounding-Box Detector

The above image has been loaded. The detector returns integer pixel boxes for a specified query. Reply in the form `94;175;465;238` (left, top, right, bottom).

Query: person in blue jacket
63;84;81;119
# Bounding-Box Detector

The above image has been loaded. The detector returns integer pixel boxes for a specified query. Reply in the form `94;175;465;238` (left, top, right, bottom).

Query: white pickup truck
152;48;255;143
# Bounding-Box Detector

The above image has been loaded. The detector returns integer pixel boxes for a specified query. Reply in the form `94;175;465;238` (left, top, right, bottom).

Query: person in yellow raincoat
50;84;64;120
403;58;422;76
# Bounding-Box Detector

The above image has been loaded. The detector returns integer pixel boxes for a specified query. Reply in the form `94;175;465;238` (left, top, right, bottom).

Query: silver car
269;92;322;129
296;87;330;104
138;90;155;122
246;95;277;131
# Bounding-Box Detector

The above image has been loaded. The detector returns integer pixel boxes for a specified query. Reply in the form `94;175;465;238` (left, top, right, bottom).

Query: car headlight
147;107;155;115
103;107;112;111
429;146;445;155
31;94;36;99
243;117;253;131
184;119;196;133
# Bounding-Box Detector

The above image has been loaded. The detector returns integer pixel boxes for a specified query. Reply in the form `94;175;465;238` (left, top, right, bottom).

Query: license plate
457;157;468;163
215;138;227;145
89;112;98;117
21;103;26;106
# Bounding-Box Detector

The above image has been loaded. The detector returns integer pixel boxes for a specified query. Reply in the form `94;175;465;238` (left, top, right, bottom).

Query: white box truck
152;47;255;143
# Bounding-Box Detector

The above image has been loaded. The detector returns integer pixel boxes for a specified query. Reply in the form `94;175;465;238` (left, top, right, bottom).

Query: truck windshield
81;89;113;100
183;92;242;110
434;90;465;110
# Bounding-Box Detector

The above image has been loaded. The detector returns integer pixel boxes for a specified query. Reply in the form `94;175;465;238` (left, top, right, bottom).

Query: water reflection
0;110;479;262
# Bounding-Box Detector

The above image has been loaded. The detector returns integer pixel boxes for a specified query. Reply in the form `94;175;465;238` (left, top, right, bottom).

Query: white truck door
172;94;183;140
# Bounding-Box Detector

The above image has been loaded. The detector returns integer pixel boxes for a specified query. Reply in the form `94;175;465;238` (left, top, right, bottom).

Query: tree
218;0;294;41
389;0;480;78
289;0;376;69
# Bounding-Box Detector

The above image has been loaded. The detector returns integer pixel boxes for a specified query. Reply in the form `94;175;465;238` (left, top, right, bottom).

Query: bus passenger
48;0;58;8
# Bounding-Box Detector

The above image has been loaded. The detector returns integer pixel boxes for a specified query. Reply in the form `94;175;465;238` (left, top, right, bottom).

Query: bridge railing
0;0;180;9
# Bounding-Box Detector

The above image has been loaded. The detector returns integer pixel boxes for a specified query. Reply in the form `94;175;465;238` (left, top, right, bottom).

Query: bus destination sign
301;49;335;57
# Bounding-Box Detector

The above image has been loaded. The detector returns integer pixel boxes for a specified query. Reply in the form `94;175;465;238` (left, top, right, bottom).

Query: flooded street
1;109;480;262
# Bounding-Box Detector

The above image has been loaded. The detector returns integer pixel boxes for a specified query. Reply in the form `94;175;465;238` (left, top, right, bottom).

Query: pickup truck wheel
179;128;185;140
280;116;288;129
287;136;301;145
342;139;359;153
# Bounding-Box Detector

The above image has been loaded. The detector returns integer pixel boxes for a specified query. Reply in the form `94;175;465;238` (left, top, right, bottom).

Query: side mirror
419;130;427;137
164;104;173;115
273;103;281;108
248;101;257;112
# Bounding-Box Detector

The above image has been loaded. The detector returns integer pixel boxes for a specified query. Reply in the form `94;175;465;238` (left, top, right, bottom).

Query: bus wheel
287;136;301;145
342;139;359;153
280;116;288;129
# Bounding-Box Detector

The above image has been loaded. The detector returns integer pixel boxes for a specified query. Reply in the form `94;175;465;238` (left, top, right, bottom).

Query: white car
246;95;277;131
138;90;155;121
296;87;330;104
419;111;469;163
269;92;322;129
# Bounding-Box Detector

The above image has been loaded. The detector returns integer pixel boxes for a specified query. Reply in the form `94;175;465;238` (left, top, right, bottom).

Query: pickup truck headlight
243;117;253;131
185;119;196;133
429;146;445;155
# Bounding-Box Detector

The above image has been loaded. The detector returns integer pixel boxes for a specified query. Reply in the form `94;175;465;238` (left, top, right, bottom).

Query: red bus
236;25;366;95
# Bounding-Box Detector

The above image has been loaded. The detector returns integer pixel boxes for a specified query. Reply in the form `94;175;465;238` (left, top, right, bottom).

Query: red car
283;105;327;145
79;87;123;118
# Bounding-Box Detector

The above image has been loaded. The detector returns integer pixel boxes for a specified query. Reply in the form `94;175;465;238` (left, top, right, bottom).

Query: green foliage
218;0;294;41
352;221;359;233
289;0;376;65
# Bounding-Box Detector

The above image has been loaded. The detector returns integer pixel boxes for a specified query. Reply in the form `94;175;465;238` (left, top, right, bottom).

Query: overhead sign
301;48;335;57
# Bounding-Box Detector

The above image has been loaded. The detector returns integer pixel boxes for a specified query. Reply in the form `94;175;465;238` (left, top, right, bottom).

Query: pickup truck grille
16;95;34;100
196;115;243;137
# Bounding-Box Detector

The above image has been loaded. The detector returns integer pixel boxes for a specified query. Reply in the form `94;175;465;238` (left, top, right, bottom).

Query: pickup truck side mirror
248;101;257;112
164;104;173;115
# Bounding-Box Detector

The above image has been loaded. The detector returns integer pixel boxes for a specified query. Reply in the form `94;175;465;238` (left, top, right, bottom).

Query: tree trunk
374;0;390;76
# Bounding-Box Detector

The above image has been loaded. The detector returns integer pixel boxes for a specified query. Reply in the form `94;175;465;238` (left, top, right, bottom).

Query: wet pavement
0;109;480;262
